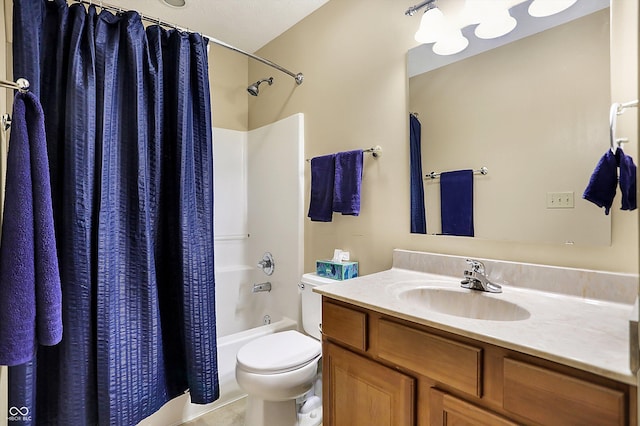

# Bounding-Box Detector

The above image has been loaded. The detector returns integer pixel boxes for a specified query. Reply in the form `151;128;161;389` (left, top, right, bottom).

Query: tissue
332;249;350;263
317;249;358;280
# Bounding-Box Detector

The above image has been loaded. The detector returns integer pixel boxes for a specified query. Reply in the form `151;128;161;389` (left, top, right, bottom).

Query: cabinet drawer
377;319;482;397
322;301;367;351
503;358;626;425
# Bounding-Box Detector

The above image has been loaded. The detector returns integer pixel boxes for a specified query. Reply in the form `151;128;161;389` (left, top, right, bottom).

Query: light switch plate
546;192;574;209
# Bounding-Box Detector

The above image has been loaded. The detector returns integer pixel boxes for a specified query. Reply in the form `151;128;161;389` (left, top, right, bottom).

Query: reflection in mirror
408;3;616;245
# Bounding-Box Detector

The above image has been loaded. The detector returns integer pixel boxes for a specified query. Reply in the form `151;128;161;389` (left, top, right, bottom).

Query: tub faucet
252;281;272;293
461;259;502;293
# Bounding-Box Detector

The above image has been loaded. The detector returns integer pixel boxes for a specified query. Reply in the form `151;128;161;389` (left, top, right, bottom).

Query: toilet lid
237;330;321;374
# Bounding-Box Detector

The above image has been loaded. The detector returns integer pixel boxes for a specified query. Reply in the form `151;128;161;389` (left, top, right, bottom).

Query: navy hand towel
308;154;336;222
616;147;637;211
440;169;474;237
583;150;618;215
333;149;363;216
0;92;62;366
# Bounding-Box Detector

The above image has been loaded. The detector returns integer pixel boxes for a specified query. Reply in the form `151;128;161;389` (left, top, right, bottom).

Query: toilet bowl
235;273;333;426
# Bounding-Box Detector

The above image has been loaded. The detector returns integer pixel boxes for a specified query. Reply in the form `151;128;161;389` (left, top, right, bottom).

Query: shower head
247;77;274;96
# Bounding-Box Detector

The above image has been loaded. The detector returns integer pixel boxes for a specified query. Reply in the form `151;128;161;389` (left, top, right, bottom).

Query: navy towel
583;150;618;215
440;170;474;237
0;92;62;366
308;154;336;222
333;150;363;216
616;148;637;211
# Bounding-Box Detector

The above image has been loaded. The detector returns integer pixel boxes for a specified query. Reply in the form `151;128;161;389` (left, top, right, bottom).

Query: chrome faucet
461;259;502;293
252;281;272;293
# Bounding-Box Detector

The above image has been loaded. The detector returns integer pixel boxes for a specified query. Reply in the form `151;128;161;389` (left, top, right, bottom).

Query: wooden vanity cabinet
321;298;637;426
323;341;415;425
429;388;518;426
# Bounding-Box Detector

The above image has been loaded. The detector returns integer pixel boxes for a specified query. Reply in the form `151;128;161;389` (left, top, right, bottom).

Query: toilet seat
237;330;321;374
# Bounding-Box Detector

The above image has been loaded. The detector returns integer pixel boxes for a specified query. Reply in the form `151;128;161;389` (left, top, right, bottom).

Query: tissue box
316;260;358;280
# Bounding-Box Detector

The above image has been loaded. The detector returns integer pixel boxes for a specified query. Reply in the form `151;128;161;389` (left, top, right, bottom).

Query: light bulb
528;0;577;17
433;28;469;55
414;7;445;44
475;9;517;39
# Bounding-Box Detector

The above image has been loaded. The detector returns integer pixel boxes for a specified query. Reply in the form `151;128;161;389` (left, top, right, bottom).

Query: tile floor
180;397;322;426
181;397;246;426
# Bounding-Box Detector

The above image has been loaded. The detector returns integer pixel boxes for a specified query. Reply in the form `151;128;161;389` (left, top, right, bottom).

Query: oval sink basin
397;287;530;321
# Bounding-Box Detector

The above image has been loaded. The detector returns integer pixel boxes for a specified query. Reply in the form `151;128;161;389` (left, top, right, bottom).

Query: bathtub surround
143;116;305;424
10;2;218;424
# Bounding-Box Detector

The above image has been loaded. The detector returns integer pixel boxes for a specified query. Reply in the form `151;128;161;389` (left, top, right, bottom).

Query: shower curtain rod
70;0;304;85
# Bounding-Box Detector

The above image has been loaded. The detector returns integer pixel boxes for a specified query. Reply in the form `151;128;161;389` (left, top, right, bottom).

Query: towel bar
426;166;488;180
305;145;382;162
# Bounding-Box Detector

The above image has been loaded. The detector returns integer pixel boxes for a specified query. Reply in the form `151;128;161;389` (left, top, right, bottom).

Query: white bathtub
139;317;298;425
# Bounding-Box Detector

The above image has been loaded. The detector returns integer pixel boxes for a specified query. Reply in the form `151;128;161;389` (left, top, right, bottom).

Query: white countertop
315;267;637;386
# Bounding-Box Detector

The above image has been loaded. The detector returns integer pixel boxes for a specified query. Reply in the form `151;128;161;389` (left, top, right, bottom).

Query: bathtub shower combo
141;114;306;425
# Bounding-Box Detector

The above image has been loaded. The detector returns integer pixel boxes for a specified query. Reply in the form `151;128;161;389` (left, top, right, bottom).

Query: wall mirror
408;0;615;245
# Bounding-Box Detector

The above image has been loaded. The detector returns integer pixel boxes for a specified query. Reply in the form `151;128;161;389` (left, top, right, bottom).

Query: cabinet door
430;388;517;426
503;358;626;425
323;341;415;426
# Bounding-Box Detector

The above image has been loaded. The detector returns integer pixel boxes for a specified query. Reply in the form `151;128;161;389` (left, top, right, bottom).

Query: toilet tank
300;273;335;340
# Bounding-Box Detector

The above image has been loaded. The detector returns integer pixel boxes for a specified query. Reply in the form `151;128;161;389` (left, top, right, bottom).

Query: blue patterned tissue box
316;260;358;280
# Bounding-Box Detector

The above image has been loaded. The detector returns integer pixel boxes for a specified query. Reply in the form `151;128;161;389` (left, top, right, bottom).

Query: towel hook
610;100;638;152
609;102;620;152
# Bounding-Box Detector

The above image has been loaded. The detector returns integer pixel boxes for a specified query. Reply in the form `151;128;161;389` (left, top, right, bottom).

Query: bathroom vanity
315;250;639;425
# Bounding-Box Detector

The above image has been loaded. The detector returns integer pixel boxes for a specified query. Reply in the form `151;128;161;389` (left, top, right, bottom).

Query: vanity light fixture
528;0;577;17
407;0;580;56
472;2;517;39
433;27;469;55
414;3;445;44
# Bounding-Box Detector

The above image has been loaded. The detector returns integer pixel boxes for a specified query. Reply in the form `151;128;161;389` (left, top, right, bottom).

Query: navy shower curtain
409;114;426;234
10;0;219;424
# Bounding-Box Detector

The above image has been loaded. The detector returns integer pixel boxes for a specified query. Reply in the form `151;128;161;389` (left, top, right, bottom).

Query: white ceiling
103;0;329;53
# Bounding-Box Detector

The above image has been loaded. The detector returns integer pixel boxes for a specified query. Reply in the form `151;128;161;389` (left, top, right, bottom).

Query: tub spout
253;281;272;293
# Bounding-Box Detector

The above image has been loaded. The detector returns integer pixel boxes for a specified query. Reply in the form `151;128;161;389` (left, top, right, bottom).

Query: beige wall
209;44;248;131
250;0;639;275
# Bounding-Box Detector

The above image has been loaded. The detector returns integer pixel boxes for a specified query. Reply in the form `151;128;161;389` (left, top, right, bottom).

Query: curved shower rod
70;0;304;85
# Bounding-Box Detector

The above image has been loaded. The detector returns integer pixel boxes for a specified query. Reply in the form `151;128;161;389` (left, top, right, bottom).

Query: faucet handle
257;252;275;276
465;258;485;273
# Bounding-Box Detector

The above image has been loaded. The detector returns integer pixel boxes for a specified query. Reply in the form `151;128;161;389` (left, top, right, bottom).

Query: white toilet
236;273;333;426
